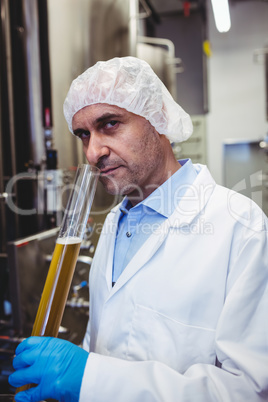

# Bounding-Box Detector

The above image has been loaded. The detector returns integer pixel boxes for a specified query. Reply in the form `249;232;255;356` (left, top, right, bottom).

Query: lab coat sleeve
79;224;268;401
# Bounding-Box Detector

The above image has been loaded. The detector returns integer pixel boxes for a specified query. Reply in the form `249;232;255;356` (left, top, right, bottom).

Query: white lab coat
80;164;268;401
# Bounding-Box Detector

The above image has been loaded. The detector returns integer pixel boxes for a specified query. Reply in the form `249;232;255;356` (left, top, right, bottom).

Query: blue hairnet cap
63;56;193;143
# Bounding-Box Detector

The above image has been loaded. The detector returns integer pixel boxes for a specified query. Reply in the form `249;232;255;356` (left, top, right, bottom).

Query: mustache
96;157;122;171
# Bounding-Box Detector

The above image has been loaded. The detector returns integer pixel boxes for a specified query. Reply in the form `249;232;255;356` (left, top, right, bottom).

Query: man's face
72;103;169;203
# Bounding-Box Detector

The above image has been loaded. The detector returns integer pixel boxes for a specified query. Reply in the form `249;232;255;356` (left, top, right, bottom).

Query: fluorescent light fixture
211;0;231;33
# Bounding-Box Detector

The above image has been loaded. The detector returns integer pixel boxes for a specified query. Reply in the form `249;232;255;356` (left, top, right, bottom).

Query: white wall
206;0;268;184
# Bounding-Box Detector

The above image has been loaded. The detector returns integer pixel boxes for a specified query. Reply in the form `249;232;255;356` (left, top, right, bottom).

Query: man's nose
84;132;109;166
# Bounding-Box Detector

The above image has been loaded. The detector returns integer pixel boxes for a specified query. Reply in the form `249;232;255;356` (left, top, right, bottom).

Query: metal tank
48;0;138;170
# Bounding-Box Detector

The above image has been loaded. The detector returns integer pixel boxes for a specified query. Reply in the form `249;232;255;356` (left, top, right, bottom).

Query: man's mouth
100;166;121;176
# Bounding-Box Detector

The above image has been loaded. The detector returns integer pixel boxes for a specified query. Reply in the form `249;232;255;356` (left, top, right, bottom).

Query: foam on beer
56;236;82;245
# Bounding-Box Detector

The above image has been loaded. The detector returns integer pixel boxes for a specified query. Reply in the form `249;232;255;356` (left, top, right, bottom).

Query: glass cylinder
32;164;99;337
15;164;99;397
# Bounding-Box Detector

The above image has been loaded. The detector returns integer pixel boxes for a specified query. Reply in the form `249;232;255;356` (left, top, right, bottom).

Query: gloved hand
9;336;89;402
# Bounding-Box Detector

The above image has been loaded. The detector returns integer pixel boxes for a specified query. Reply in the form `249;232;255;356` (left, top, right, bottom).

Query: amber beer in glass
15;164;99;397
31;236;82;337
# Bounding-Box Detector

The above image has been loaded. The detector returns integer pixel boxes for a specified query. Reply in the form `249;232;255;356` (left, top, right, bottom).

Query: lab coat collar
168;164;216;228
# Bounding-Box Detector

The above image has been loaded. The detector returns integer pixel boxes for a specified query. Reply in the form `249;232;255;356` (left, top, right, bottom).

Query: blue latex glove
9;336;88;402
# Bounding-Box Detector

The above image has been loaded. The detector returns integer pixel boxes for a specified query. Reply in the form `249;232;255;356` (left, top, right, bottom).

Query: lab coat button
126;231;132;237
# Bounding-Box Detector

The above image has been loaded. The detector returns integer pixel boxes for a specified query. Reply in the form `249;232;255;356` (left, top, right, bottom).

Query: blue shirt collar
120;159;197;218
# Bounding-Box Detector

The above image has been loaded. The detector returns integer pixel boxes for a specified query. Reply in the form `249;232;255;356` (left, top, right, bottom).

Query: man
9;57;268;401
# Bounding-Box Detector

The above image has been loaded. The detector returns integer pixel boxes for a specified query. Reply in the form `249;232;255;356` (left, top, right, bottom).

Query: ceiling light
211;0;231;33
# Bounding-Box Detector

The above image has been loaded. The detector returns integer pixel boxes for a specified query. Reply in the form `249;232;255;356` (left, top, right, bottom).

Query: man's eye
78;131;90;140
105;120;118;129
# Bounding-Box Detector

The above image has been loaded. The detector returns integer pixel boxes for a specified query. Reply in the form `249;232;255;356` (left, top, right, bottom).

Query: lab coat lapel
107;165;216;296
95;205;121;293
108;217;171;296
